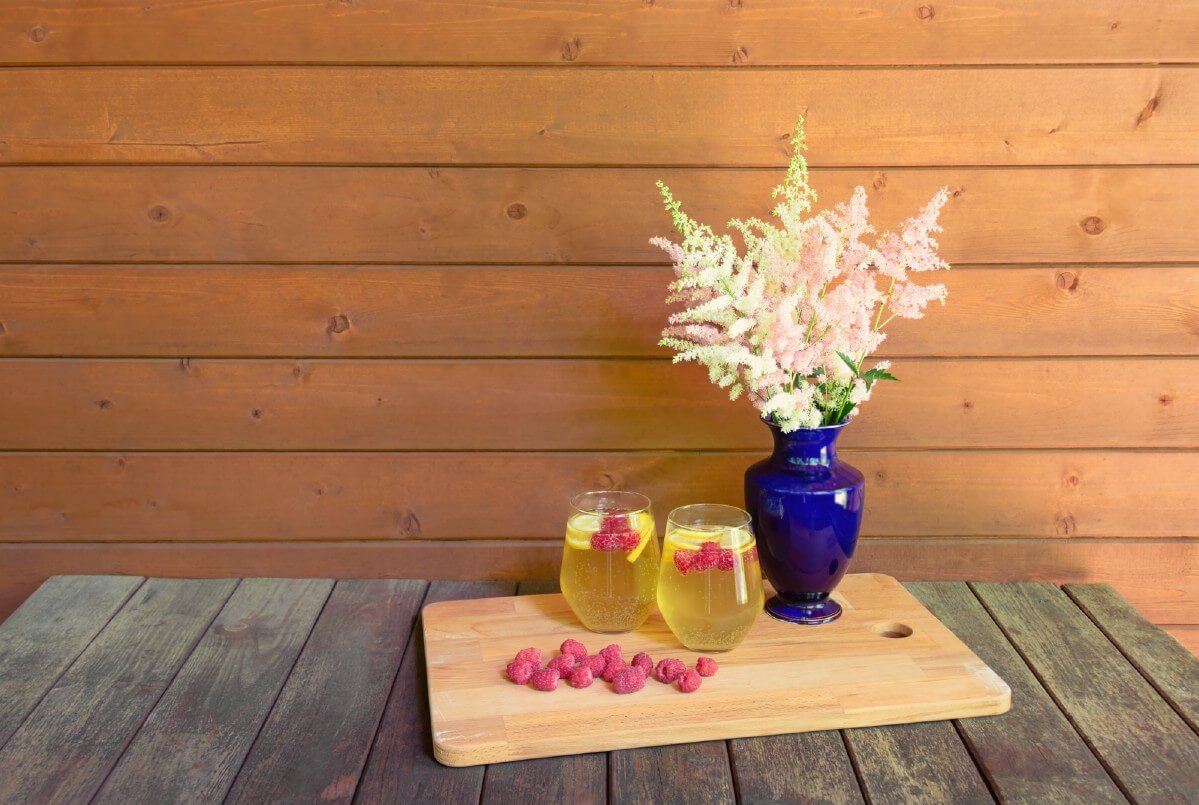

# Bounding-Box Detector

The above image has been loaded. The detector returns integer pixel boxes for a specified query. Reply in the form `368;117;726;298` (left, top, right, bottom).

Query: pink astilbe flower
653;119;950;431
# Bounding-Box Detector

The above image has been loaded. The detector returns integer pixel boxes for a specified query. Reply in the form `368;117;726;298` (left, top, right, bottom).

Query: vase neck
767;422;845;468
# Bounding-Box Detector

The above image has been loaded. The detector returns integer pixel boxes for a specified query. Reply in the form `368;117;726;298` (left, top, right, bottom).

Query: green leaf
861;368;899;389
836;351;860;376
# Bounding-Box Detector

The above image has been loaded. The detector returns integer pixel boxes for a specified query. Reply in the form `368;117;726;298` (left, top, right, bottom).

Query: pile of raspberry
505;639;718;694
590;512;642;552
673;540;759;575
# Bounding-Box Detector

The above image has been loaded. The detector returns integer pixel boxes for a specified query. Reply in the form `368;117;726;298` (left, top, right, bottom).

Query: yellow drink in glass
560;491;659;633
657;504;763;651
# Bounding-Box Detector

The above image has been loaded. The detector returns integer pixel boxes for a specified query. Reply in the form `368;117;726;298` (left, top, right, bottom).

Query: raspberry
654;658;686;684
700;540;720;554
590;532;620;552
584;654;607;675
601;659;627;683
618;533;641;551
745;546;759;563
560;639;588;661
673;549;696;575
531;667;559;692
568;666;594;688
696;657;718;677
514;647;541;666
631;651;654;675
677;669;702;693
716;549;736;572
599;644;623;664
547;654;576;678
612;666;647;694
692;550;717;572
506;660;536;684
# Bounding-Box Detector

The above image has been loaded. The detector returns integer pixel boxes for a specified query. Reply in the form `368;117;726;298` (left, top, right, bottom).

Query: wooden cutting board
423;573;1010;766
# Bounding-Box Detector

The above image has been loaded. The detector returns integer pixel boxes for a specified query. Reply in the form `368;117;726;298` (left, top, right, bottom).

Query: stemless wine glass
657;504;764;651
560;491;660;633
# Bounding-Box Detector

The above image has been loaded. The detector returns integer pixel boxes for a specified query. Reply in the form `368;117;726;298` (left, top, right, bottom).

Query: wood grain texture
610;742;737;805
0;578;237;803
972;583;1199;803
2;166;1194;264
423;574;1008;766
843;723;993;805
0;358;1194;451
1;538;1190;623
357;580;517;804
1064;584;1199;730
1;67;1189;166
224;579;425;804
1164;626;1199;657
730;731;865;805
480;580;606;805
1;1;1195;65
94;578;334;805
0;575;142;748
907;582;1122;803
3;265;1197;359
3;451;1197;542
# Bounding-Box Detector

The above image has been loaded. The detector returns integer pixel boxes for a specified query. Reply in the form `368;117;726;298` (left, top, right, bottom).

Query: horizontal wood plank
2;265;1197;358
0;358;1193;450
2;167;1195;264
0;578;237;803
0;575;142;748
2;451;1196;541
0;538;1192;622
2;1;1195;65
2;67;1191;166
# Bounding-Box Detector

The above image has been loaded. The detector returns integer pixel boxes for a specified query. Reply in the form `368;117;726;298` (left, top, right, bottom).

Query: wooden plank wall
0;1;1196;640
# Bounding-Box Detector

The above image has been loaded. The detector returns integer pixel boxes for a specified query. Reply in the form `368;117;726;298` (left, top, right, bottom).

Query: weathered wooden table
0;577;1195;804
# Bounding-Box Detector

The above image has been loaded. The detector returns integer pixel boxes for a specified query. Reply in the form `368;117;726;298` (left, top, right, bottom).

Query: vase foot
765;595;842;625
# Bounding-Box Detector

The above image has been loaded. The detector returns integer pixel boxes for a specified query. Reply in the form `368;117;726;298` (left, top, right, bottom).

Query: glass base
765;595;842;625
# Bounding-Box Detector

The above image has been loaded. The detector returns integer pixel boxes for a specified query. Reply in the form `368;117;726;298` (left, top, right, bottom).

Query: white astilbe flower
653;118;950;431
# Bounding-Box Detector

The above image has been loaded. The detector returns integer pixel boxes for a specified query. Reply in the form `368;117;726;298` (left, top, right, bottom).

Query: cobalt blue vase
744;420;864;625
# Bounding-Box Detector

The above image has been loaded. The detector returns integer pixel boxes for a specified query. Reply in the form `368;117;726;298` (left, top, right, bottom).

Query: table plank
1064;583;1199;732
974;582;1199;803
844;722;994;804
356;580;518;803
0;575;143;748
907;582;1123;803
94;578;334;804
730;731;866;805
224;579;425;804
481;579;607;805
0;578;237;803
610;740;737;804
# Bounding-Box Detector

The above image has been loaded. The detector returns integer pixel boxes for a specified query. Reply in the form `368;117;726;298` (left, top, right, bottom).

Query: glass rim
569;490;652;517
666;503;751;531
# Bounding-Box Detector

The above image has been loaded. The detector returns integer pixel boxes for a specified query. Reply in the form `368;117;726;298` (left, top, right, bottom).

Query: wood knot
179;357;191;372
1064;472;1081;489
597;472;622;489
962;400;974;410
95;399;113;410
426;168;440;179
396;509;422;537
506;202;527;220
1159;393;1174;406
1110;20;1120;30
116;456;127;468
251;408;264;420
560;37;581;61
148;205;172;224
1055;270;1079;291
1055;514;1077;536
313;484;326;496
0;321;6;335
25;236;38;248
951;187;964;198
731;45;750;64
292;362;311;379
326;313;350;335
872;172;888;191
1080;216;1105;235
874;470;887;482
728;0;743;8
29;25;47;43
1135;95;1159;128
916;4;935;20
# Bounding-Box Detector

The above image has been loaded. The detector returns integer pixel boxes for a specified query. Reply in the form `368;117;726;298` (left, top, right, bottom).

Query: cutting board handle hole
873;622;913;639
